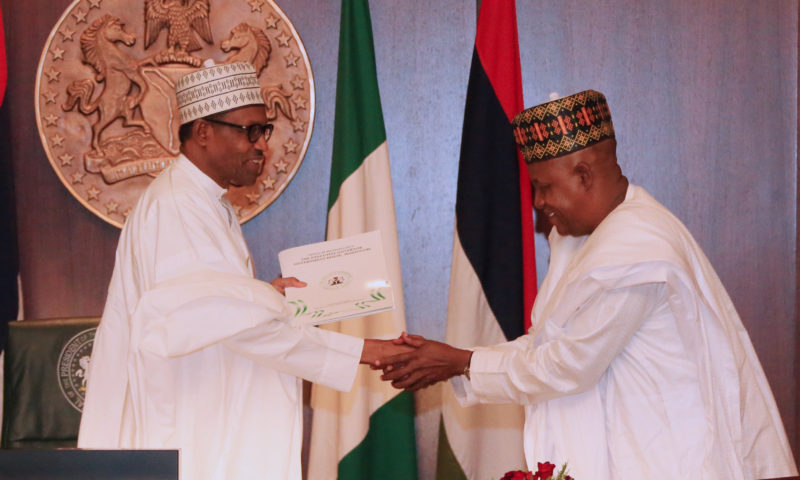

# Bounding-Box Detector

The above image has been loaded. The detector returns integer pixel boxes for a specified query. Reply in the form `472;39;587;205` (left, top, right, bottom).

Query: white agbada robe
453;185;797;479
79;155;364;480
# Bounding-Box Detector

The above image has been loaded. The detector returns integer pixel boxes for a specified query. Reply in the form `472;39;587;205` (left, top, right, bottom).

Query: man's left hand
270;276;306;295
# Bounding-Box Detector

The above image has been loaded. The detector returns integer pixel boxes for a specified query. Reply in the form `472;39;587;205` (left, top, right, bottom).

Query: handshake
274;277;473;391
359;333;473;392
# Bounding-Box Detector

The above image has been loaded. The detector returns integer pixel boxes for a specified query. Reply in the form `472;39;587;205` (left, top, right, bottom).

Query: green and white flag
307;0;418;478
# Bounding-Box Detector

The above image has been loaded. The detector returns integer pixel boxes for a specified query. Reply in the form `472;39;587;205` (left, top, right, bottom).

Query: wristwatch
462;352;473;380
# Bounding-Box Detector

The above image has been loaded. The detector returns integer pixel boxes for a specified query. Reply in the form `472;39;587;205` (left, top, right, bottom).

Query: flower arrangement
501;462;572;480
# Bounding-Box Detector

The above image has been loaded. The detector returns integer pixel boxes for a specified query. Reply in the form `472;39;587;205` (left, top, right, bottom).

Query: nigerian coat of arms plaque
35;0;315;227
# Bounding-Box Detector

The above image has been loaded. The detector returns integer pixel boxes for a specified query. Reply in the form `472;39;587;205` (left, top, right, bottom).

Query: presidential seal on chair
35;0;315;227
57;327;96;412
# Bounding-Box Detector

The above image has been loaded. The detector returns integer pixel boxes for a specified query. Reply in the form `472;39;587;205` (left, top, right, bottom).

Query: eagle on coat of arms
144;0;213;66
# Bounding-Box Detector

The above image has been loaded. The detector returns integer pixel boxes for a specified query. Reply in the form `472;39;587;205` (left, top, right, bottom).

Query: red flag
0;5;6;107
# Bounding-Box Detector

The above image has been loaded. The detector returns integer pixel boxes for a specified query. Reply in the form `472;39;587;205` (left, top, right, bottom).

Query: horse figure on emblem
221;22;297;123
62;12;183;184
62;14;150;157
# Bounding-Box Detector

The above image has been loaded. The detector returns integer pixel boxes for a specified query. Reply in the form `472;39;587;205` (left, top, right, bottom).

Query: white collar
175;153;227;201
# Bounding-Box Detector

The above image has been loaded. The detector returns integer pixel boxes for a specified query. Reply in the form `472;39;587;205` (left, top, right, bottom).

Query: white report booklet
278;230;395;326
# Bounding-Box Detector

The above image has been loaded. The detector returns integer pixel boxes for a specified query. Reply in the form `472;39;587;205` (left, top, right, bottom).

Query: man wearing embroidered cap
379;91;797;479
79;62;409;480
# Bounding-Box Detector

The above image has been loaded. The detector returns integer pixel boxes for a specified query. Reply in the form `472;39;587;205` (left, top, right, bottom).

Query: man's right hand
377;332;473;392
360;338;416;366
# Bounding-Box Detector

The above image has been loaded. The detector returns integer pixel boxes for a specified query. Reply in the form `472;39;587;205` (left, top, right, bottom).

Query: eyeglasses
205;118;274;143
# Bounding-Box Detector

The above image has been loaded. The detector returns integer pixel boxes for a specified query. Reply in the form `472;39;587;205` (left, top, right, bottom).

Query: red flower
500;461;571;480
501;470;533;480
534;462;556;479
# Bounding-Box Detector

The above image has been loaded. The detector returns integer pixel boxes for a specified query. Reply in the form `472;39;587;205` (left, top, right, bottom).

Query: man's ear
192;120;212;147
574;161;593;190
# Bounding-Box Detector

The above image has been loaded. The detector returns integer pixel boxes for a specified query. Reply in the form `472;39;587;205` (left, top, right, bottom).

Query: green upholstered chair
1;317;100;448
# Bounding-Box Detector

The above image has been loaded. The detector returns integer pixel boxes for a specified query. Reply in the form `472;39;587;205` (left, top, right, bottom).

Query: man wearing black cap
380;91;797;479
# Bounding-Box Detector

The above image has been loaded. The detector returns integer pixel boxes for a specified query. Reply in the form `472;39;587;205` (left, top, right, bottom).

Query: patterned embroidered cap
512;90;615;163
176;61;264;125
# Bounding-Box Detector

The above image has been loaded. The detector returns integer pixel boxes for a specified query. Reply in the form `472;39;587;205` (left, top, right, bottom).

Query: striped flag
307;0;418;478
436;1;536;479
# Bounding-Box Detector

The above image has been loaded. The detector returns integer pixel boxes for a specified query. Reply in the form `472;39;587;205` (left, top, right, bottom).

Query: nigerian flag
307;0;418;479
